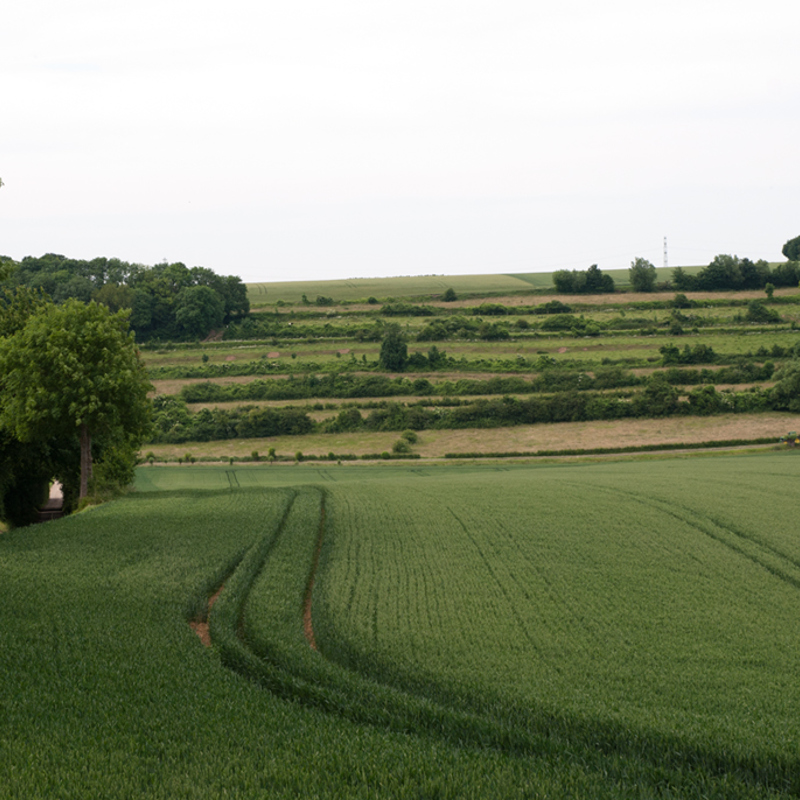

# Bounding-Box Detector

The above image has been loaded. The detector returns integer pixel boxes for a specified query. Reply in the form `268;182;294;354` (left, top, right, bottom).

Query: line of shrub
152;380;779;444
176;362;773;406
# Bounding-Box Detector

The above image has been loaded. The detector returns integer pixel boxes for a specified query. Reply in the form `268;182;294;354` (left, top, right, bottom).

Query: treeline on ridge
1;253;249;340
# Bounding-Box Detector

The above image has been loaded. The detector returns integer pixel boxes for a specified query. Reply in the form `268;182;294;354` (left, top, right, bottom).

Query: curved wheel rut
189;489;326;652
190;584;224;647
302;497;326;651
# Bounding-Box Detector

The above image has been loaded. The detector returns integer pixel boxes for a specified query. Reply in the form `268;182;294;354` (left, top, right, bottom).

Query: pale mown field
142;412;800;461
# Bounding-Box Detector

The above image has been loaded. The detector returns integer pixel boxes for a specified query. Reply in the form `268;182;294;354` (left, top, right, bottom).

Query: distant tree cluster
672;239;800;292
0;254;249;340
552;237;800;295
671;256;775;292
552;264;615;294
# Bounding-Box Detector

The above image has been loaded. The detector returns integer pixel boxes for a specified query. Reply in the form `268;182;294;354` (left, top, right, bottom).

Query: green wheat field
2;454;799;798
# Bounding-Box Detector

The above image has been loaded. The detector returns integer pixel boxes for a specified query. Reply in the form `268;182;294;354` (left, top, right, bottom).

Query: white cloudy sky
2;1;798;281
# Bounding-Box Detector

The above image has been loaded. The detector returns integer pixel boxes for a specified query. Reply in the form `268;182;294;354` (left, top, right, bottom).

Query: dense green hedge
151;382;777;444
177;363;774;406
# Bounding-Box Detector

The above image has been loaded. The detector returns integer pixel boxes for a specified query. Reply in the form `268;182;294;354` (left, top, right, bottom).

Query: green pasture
145;328;800;391
4;454;800;797
247;273;537;305
246;266;708;305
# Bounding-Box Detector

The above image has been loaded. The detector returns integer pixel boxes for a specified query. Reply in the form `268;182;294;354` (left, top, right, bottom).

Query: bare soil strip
190;585;224;648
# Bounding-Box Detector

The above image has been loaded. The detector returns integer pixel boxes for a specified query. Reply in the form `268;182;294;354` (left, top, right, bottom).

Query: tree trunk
79;424;92;499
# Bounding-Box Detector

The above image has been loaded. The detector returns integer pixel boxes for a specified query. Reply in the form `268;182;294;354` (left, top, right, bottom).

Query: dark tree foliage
534;300;572;314
175;285;225;338
746;300;780;323
629;258;657;292
672;255;772;292
670;267;696;291
769;361;800;412
0;254;249;341
0;431;52;527
552;264;614;294
0;300;152;501
782;235;800;262
379;324;409;371
771;260;800;287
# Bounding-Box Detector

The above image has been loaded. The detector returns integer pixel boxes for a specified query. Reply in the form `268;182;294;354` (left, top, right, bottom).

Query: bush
746;300;780;323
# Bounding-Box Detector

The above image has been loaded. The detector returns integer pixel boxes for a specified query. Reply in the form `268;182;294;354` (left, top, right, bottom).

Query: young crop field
247;273;539;305
3;454;800;798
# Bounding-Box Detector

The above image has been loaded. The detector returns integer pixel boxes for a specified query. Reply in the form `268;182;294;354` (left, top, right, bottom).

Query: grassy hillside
246;266;705;305
247;273;537;305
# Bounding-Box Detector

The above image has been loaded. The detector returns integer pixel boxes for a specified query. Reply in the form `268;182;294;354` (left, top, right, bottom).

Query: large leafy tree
782;235;800;262
0;299;152;500
628;257;657;292
175;284;225;338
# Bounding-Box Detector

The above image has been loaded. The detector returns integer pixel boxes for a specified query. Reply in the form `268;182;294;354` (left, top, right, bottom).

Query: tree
552;265;613;294
93;282;136;313
0;300;152;500
746;300;779;323
552;269;578;293
0;255;15;283
782;235;800;262
628;258;657;292
636;373;679;416
584;264;614;293
769;361;800;412
670;266;697;291
379;324;408;371
699;254;744;290
175;284;225;338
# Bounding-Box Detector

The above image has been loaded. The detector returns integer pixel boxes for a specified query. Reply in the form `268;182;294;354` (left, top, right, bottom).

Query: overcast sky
2;1;798;282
